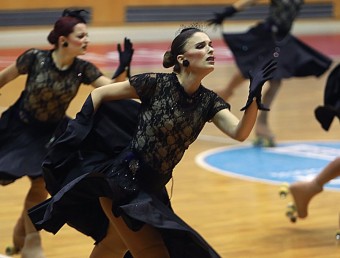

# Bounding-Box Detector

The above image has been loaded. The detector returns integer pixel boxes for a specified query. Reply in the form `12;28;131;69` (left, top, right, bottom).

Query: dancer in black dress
0;9;134;257
28;27;276;257
208;0;332;146
286;63;340;221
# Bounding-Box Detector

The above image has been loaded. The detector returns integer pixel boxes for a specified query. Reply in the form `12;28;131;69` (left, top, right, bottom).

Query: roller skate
5;246;20;256
253;123;276;147
279;181;322;222
279;183;297;222
20;232;45;258
336;213;340;242
336;230;340;241
5;216;25;256
253;135;276;147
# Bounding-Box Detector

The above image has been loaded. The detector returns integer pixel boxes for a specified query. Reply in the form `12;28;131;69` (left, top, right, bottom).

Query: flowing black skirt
28;96;221;258
0;93;64;183
223;22;332;80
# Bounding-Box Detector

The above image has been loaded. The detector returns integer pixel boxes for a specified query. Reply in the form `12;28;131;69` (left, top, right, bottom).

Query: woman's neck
52;49;74;70
176;73;203;95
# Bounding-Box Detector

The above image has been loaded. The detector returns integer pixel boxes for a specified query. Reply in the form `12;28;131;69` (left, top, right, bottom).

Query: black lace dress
29;72;230;257
0;48;102;184
223;0;332;79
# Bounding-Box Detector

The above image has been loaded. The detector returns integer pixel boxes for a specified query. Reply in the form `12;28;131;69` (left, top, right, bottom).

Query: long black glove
112;37;134;79
207;6;237;26
240;59;277;111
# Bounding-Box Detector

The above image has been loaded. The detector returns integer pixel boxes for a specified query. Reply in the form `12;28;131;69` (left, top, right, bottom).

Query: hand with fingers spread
207;6;237;27
112;37;134;79
240;59;277;111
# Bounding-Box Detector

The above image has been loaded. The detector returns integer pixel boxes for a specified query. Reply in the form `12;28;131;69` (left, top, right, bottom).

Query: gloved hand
240;59;277;111
314;105;339;131
207;6;237;26
112;37;134;79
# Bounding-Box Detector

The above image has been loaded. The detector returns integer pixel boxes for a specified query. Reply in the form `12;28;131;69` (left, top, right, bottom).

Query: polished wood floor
0;33;340;258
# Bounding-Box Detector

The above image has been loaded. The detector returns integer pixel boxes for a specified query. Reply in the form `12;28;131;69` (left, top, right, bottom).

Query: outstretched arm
0;63;20;89
212;58;276;141
212;100;258;141
90;80;139;111
233;0;258;10
207;0;258;26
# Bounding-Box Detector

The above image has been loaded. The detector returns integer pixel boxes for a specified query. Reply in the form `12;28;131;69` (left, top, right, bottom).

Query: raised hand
207;6;237;27
314;105;339;131
112;37;134;79
240;59;277;111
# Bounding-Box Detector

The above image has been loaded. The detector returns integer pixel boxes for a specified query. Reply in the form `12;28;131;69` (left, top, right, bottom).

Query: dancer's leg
90;222;128;258
99;197;170;258
290;157;340;218
12;213;25;252
255;79;281;146
21;177;48;258
314;157;340;186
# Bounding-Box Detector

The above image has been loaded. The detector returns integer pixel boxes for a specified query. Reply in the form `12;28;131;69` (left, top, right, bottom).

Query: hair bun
47;30;58;44
163;51;175;68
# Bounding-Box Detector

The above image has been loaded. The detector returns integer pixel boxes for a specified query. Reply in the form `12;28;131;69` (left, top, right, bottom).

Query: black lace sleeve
206;90;231;121
129;73;158;103
78;60;103;85
16;48;37;74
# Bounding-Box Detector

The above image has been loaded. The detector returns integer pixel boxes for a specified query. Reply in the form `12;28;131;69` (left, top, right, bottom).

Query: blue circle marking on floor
196;141;340;190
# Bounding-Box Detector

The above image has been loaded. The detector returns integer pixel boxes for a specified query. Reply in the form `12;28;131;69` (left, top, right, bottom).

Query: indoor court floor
0;20;340;257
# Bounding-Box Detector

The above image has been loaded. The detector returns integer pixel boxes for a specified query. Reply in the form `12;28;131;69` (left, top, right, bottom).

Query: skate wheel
279;182;289;199
252;136;276;148
262;138;276;147
287;202;296;211
336;231;340;241
286;202;297;223
252;136;263;147
5;246;20;256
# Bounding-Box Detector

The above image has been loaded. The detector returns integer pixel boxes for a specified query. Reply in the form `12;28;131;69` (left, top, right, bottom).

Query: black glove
112;37;134;79
314;105;340;131
240;59;277;111
207;6;237;26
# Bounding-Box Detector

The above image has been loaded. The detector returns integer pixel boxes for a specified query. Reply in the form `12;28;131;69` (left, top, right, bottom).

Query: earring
183;60;190;67
62;42;68;47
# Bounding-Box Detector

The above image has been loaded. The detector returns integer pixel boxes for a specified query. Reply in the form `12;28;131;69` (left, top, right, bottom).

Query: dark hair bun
163;51;175;68
47;30;58;44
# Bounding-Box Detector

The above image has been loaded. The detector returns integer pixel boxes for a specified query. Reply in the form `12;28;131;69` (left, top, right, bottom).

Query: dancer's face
65;23;89;55
181;32;215;73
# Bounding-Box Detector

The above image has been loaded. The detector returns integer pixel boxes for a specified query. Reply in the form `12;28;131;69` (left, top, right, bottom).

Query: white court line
195;140;340;191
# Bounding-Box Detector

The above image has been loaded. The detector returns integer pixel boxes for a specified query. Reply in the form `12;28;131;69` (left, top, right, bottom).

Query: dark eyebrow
195;41;206;45
77;32;88;36
195;40;212;47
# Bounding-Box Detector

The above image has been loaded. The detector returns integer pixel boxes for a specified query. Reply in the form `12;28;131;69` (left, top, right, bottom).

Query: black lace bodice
267;0;304;34
129;72;229;175
16;48;102;123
